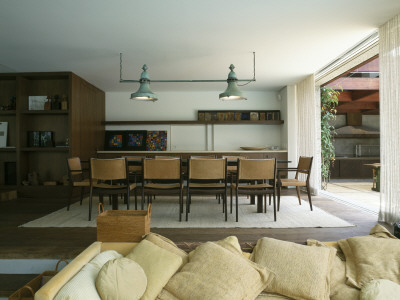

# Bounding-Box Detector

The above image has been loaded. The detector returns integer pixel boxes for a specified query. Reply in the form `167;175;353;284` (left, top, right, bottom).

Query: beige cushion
338;235;400;288
307;239;359;300
144;232;188;267
54;250;122;300
162;242;274;300
126;239;182;300
360;279;400;300
251;237;336;300
96;257;147;300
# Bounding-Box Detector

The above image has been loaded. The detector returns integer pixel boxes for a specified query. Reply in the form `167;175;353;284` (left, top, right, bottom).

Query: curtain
379;14;400;224
296;74;321;194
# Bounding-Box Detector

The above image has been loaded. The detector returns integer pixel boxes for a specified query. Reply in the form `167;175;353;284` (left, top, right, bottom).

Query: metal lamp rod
119;52;256;83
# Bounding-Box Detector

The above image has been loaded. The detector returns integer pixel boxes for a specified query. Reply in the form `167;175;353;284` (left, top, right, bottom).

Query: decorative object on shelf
28;96;47;110
0;122;7;147
8;96;16;110
44;96;52;110
4;161;16;185
250;112;259;121
119;52;256;101
125;130;147;151
27;131;40;147
40;131;54;147
51;95;60;110
146;131;167;151
61;94;68;110
240;146;268;150
104;131;125;150
197;110;282;123
241;112;250;120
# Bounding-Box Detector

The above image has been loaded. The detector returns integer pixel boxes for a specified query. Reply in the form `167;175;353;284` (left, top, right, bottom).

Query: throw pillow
361;279;400;300
307;239;359;300
250;237;336;300
162;242;274;300
144;232;189;267
126;239;182;300
96;257;147;300
338;235;400;288
54;250;122;300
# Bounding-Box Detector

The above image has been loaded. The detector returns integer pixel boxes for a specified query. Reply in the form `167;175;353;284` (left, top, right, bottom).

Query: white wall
105;90;283;151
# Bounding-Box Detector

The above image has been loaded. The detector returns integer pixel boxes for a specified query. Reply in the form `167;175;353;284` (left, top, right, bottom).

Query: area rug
20;196;354;228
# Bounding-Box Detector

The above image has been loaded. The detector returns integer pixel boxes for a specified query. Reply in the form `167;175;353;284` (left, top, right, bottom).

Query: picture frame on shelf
40;131;54;147
0;122;7;147
125;130;147;151
28;96;47;110
104;131;125;150
27;131;40;147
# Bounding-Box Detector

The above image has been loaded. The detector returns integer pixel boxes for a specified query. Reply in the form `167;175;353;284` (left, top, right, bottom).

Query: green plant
321;87;340;189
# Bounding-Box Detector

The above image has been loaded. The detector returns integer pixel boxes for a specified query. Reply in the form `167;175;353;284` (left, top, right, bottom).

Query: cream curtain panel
379;14;400;224
296;74;321;194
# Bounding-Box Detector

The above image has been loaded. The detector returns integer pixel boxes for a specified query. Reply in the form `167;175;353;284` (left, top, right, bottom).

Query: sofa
35;224;400;300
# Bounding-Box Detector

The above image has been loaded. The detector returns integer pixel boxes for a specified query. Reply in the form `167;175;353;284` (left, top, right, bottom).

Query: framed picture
27;131;41;147
0;122;8;147
104;131;125;150
125;130;147;151
146;131;167;151
40;131;54;147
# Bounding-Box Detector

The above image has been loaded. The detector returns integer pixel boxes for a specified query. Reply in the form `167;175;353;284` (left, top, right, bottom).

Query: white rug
20;196;354;228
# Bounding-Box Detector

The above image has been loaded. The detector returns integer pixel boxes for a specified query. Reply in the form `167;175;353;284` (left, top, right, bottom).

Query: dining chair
222;155;248;210
186;158;228;221
142;157;184;221
232;158;276;222
88;157;136;221
66;157;90;211
277;156;313;211
123;156;146;209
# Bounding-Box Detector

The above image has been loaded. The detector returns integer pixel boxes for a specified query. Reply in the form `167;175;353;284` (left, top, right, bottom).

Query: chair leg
186;188;190;221
179;190;182;222
273;193;276;221
134;188;138;210
277;185;281;211
80;187;84;205
224;191;228;221
126;190;130;210
67;187;73;211
230;186;233;214
141;187;145;210
88;188;93;221
306;184;313;211
296;186;301;205
235;190;239;222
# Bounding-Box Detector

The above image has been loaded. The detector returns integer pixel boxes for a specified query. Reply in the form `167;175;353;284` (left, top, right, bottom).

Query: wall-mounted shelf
21;110;68;115
103;120;284;125
0;110;16;115
20;147;70;152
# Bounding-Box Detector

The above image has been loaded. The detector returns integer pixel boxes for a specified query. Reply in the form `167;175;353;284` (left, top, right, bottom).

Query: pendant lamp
130;64;158;101
219;64;247;100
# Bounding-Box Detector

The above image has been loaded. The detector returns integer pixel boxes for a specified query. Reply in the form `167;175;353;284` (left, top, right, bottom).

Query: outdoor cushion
54;250;122;300
96;257;147;300
251;237;336;300
126;239;182;300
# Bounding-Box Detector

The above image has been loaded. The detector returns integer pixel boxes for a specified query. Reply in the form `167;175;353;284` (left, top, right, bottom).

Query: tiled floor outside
320;179;380;215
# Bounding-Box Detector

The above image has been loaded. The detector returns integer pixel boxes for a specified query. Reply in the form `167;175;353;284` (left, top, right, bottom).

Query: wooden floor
0;189;390;260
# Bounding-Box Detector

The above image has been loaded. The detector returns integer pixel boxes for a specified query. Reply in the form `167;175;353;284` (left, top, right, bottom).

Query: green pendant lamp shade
130;64;158;101
219;64;247;101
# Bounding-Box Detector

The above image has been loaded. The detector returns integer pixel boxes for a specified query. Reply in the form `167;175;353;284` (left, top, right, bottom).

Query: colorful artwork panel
146;131;167;151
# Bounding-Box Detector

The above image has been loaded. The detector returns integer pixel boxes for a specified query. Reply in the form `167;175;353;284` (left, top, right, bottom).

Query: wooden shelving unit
0;72;105;198
103;120;284;125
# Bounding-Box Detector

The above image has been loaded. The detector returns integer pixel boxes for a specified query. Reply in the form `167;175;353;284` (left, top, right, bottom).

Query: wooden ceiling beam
351;90;379;102
326;77;379;90
337;102;379;110
353;58;379;72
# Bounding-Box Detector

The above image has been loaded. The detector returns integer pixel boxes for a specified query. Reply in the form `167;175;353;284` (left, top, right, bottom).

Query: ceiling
1;0;400;93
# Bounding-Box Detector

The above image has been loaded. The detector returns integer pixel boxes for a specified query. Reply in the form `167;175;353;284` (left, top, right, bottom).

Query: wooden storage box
97;204;151;242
